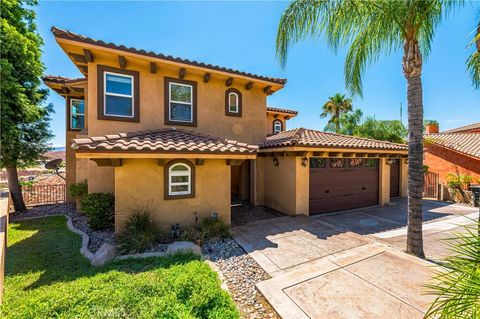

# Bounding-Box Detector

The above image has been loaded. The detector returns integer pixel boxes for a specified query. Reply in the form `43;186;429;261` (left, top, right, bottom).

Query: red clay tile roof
426;133;480;159
261;128;408;151
42;75;86;84
442;122;480;134
266;106;298;115
51;27;287;86
71;128;258;154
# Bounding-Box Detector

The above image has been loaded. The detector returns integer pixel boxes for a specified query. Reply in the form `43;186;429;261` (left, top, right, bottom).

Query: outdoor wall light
273;157;279;167
301;157;309;167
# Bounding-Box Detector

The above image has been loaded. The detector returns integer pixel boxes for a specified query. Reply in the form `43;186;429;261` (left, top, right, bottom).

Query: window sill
98;114;139;122
164;193;195;200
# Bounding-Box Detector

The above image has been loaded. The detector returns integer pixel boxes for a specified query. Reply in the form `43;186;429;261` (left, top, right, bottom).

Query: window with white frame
169;82;193;123
70;99;85;130
104;72;134;117
168;163;192;196
273;120;283;134
228;92;239;113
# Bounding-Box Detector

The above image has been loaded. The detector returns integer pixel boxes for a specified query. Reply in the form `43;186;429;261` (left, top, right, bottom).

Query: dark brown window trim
272;119;283;134
225;88;242;117
164;77;197;127
164;159;195;200
66;96;85;131
97;65;140;122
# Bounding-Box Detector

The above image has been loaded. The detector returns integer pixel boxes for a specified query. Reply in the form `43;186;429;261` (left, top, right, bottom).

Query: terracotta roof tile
42;75;86;84
261;128;408;151
51;27;286;85
426;133;480;159
266;106;298;115
71;128;259;154
442;122;480;134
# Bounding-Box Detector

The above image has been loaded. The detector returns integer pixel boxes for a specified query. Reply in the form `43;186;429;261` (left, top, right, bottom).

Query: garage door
309;158;379;214
389;159;400;197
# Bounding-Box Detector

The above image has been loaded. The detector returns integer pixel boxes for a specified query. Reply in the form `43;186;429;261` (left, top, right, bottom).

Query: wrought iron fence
423;172;439;198
22;184;66;206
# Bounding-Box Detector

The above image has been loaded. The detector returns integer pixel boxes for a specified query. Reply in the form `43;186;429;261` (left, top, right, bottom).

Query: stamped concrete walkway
232;199;478;319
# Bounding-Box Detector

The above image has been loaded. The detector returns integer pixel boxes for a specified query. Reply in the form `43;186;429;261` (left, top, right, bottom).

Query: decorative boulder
166;241;202;257
91;243;116;267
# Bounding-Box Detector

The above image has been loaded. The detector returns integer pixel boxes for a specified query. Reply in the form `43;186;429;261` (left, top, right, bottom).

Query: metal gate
423;172;439;198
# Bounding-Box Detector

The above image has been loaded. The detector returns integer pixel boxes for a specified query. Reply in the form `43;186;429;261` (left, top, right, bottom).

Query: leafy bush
117;209;163;254
80;193;114;230
69;180;87;200
200;217;230;240
179;217;230;245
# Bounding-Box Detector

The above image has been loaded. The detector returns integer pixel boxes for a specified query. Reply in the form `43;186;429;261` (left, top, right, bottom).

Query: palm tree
467;17;480;89
321;93;353;133
276;0;463;258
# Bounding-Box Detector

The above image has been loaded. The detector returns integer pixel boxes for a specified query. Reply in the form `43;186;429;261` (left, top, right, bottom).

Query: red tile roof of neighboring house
442;122;480;134
266;106;298;115
71;128;258;154
261;128;408;151
42;75;86;84
51;27;287;85
425;133;480;159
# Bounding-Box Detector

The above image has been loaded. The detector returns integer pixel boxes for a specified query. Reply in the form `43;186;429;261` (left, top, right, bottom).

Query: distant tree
1;0;54;211
320;93;353;133
324;109;363;135
467;17;480;89
355;117;408;143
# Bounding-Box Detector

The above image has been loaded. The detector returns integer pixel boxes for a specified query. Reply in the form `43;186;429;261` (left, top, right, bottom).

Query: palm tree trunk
6;165;26;212
403;37;425;258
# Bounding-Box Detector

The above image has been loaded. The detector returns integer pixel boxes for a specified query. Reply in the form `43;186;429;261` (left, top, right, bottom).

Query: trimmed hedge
80;192;114;230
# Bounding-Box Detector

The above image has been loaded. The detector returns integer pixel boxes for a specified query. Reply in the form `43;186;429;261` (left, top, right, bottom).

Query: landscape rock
166;241;202;256
91;243;116;267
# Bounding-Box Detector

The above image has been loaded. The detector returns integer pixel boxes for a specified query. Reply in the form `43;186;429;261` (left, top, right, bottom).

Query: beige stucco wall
265;113;287;136
84;54;267;145
263;155;308;216
114;159;230;233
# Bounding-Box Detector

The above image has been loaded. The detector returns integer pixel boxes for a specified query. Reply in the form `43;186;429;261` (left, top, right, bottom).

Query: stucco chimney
425;122;439;134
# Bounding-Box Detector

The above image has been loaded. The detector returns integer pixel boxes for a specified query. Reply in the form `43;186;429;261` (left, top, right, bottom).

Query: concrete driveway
231;199;478;319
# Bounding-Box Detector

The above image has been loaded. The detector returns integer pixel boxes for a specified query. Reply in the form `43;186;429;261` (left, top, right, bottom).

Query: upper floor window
70;99;85;130
104;72;134;117
97;65;139;122
165;160;195;199
273;120;283;134
225;88;242;117
165;77;197;126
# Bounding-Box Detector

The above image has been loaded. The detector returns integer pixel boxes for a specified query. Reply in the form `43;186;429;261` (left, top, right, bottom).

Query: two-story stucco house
44;27;409;232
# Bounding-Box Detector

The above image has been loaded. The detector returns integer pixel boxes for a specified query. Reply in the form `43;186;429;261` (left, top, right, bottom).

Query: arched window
225;88;242;116
165;160;195;199
229;92;239;113
273;120;283;134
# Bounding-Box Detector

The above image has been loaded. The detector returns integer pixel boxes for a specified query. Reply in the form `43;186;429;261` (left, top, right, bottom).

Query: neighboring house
43;27;408;232
424;122;480;184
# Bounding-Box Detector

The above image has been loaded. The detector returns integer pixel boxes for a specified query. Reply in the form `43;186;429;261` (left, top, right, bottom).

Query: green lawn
1;216;239;319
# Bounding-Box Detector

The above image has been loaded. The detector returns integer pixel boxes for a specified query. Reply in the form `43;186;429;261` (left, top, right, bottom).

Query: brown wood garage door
309;158;379;214
389;159;400;198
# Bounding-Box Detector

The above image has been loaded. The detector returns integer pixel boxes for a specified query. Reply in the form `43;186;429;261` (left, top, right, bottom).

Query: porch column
400;159;408;197
379;158;391;206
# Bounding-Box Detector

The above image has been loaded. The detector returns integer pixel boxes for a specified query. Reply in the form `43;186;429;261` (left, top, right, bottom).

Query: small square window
330;158;345;168
309;158;326;168
365;159;379;167
349;158;363;167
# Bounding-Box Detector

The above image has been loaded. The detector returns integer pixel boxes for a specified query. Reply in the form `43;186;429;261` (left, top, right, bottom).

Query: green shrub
69;180;87;200
200;217;230;240
117;209;163;254
80;193;114;230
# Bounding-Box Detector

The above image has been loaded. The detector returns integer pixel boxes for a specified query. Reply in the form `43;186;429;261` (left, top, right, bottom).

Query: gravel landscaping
203;238;279;319
10;203;115;253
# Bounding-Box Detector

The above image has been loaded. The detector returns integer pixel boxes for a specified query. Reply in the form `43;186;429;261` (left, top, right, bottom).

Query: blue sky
37;1;480;147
